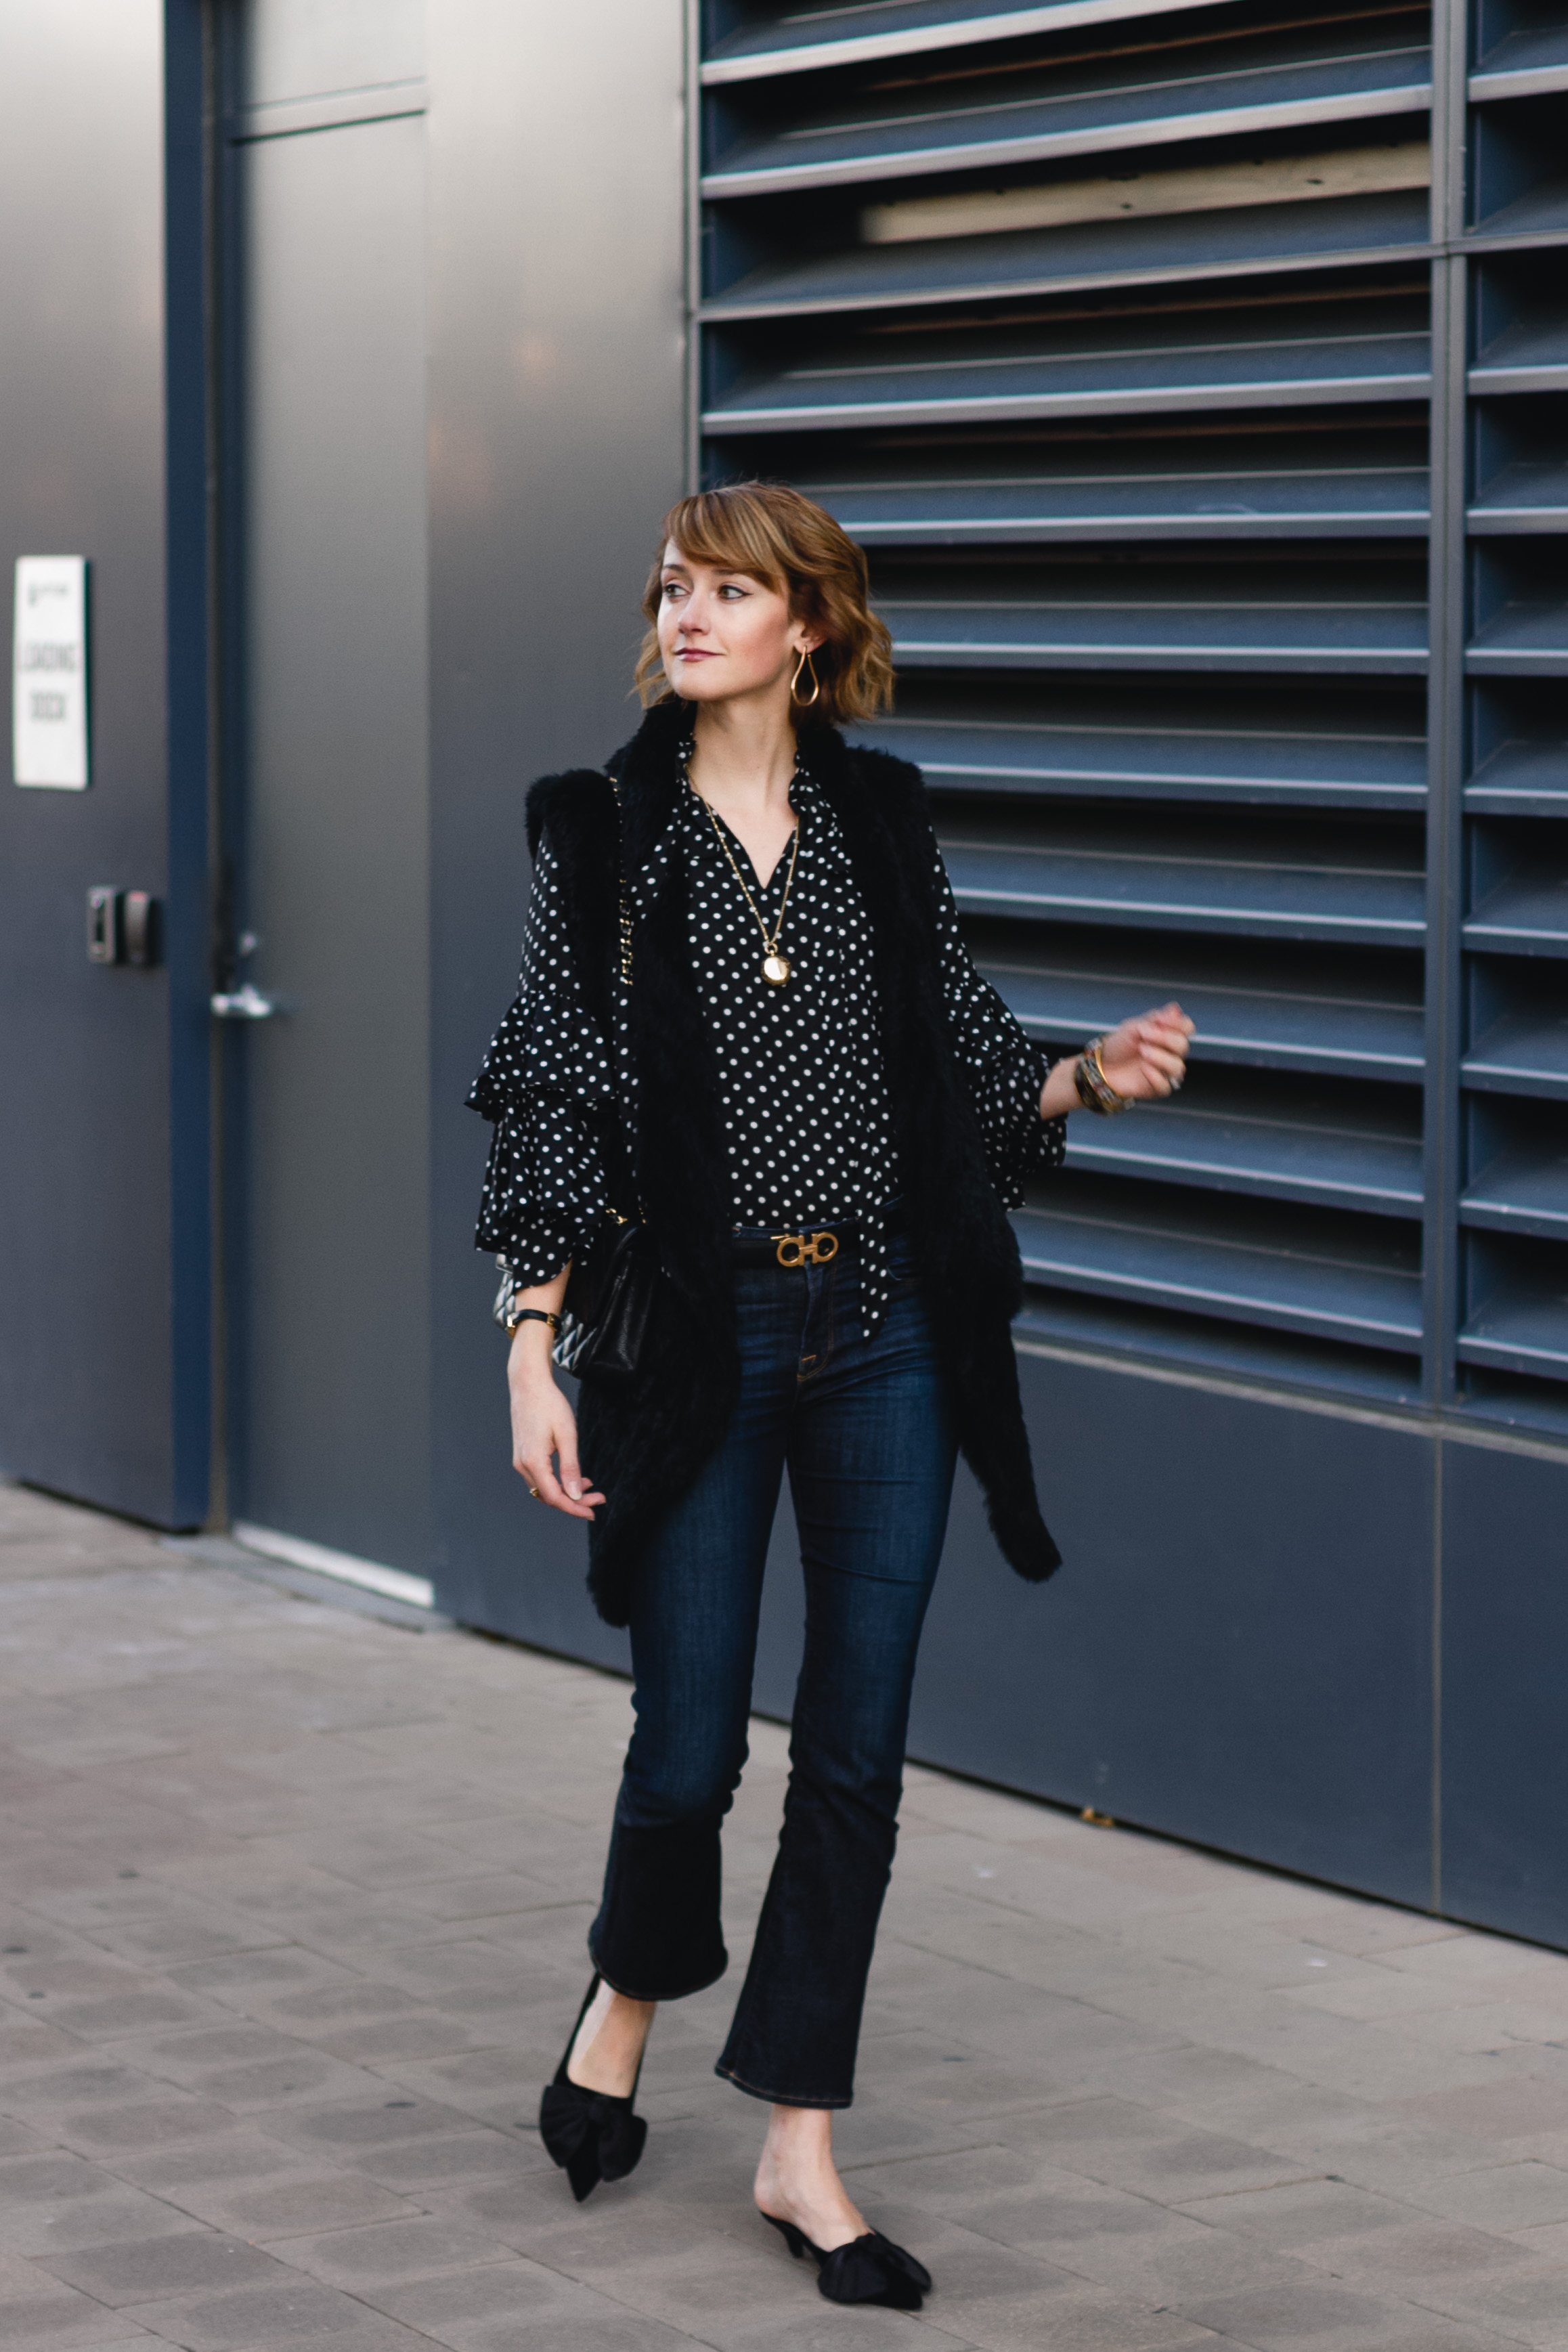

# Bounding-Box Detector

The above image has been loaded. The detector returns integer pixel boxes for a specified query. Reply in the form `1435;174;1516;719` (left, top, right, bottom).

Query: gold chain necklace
691;780;802;986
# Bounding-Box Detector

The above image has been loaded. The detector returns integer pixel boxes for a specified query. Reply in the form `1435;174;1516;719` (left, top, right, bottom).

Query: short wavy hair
635;481;894;726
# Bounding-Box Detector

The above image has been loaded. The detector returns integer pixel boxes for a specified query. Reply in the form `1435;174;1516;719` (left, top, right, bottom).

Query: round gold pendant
762;952;791;986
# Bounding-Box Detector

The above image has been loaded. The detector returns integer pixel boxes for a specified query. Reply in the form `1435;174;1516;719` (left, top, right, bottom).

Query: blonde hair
634;481;894;726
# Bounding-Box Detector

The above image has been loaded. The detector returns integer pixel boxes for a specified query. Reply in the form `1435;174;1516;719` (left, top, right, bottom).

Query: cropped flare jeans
587;1229;957;2107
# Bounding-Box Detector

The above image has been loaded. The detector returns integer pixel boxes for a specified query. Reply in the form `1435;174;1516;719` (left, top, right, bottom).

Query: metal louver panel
1014;1194;1422;1343
1463;1008;1568;1098
1468;462;1568;533
804;449;1431;542
1465;867;1568;955
1469;314;1568;395
984;953;1424;1073
1457;1298;1568;1379
706;190;1431;318
1469;26;1568;104
705;304;1432;433
1464;736;1568;815
942;829;1424;941
880;557;1428;672
1064;1087;1423;1212
1462;1147;1568;1237
698;0;1568;1429
705;0;1265;81
863;699;1427;802
1467;605;1568;675
705;48;1431;198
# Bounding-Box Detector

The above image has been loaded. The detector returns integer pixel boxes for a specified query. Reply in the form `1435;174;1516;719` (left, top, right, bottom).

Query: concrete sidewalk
2;1483;1567;2352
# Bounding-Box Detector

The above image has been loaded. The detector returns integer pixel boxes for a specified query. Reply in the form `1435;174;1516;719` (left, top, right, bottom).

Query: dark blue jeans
588;1232;957;2107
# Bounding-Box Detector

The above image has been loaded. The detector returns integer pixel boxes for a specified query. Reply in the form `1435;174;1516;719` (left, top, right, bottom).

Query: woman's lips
676;647;715;659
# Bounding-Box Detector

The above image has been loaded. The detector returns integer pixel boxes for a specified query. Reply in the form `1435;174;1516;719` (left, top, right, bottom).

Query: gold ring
528;1485;542;1499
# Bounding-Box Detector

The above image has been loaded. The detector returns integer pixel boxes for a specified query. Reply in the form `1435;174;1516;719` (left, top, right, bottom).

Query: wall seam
201;0;228;1532
1431;1436;1443;1912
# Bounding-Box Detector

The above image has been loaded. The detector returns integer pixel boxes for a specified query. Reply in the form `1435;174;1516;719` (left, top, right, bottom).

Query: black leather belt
731;1200;904;1268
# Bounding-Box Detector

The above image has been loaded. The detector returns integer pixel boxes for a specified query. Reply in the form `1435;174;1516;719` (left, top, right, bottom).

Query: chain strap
603;775;645;1227
610;777;632;988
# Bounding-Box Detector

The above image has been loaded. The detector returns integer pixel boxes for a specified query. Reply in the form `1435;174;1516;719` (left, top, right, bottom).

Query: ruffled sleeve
468;835;615;1286
930;841;1066;1206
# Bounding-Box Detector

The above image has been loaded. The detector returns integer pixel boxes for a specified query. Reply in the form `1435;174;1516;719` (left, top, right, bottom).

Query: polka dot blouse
471;760;1066;1334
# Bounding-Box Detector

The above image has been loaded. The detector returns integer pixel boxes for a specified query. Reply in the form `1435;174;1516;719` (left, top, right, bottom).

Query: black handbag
553;1211;657;1379
550;773;659;1381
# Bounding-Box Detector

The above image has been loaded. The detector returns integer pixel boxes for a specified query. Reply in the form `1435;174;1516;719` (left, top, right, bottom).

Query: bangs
661;492;791;593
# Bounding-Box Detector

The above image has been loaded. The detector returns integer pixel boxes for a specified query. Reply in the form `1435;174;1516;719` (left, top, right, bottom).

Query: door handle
211;981;279;1020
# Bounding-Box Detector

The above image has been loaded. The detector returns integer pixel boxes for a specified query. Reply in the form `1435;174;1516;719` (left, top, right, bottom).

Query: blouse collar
623;728;824;911
609;698;847;873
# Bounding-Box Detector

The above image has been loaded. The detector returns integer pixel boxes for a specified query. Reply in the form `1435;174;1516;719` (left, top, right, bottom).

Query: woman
470;483;1192;2310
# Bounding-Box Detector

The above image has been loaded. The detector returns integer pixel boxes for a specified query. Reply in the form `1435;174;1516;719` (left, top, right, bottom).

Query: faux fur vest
525;699;1061;1626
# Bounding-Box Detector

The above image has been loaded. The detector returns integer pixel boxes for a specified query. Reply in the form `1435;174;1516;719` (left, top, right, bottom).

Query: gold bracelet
1073;1039;1134;1117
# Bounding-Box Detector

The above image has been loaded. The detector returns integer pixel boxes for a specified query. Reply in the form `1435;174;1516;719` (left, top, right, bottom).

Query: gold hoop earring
791;647;821;708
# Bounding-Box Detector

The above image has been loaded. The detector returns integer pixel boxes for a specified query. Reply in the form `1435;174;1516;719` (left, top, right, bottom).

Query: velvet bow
817;2229;932;2310
539;2080;649;2204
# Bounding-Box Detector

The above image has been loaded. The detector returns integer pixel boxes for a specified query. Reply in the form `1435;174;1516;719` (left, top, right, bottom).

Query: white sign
13;556;89;789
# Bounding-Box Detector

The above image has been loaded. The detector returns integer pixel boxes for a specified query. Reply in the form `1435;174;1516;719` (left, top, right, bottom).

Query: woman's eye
661;582;685;601
718;584;745;600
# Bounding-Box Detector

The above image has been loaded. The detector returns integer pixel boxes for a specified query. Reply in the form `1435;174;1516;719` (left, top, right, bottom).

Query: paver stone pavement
1;1478;1566;2348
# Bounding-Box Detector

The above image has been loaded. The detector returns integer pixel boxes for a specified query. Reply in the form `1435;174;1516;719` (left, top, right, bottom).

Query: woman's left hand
1096;1001;1194;1102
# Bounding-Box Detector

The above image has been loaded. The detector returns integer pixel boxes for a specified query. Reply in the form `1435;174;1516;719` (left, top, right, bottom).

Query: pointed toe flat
538;1974;648;2203
760;2210;931;2309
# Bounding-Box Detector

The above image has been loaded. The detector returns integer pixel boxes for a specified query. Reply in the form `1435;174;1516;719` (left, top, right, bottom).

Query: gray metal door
0;1;211;1529
224;11;431;1575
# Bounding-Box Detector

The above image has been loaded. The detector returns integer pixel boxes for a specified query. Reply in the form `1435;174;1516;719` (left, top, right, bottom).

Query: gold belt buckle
773;1229;840;1268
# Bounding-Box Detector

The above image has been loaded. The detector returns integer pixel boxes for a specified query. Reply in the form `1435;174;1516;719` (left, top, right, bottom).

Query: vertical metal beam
1429;0;1471;248
198;0;228;1531
1422;0;1468;1868
165;0;217;1526
213;3;250;1533
1422;249;1467;1413
1421;0;1471;1412
1429;243;1466;1891
1431;1434;1444;1911
683;0;703;492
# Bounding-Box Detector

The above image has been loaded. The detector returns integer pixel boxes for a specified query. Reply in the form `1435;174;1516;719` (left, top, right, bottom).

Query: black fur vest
525;699;1061;1626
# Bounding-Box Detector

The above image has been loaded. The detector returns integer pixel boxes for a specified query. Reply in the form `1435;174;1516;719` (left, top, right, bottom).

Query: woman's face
656;542;820;707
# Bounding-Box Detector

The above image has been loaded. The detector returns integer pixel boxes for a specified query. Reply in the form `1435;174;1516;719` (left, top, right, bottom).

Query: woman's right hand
508;1339;606;1520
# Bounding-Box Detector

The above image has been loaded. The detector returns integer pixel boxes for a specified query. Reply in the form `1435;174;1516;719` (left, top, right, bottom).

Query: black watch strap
505;1305;561;1336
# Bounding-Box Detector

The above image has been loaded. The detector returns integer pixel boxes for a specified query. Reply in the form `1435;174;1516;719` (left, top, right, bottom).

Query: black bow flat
761;2211;932;2309
538;1974;647;2203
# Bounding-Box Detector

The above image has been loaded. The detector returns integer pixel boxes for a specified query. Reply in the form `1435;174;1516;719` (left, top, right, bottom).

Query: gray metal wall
0;0;211;1527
